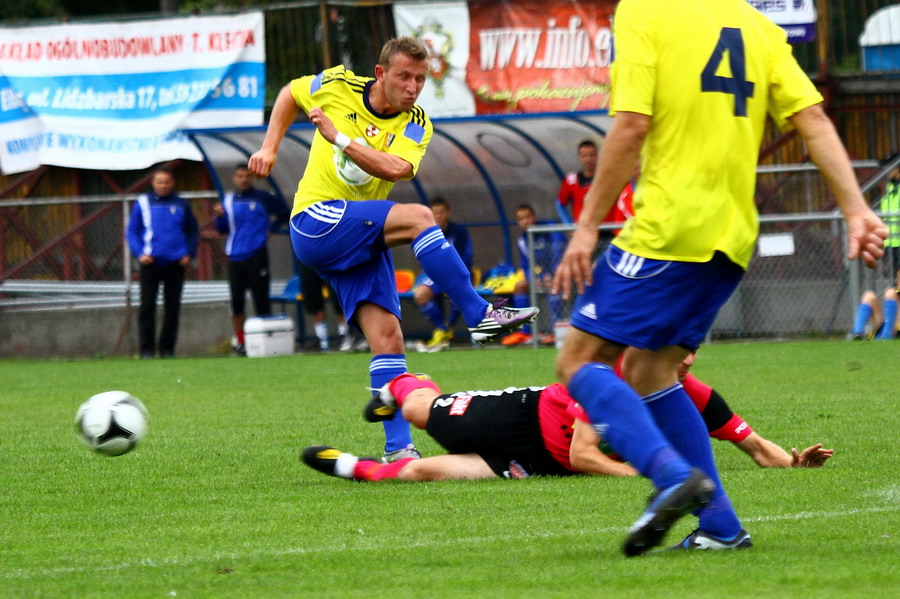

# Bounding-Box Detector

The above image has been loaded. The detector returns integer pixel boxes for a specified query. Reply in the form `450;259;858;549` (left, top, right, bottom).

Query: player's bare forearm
552;112;648;298
577;112;648;229
249;85;300;178
307;106;413;182
790;104;888;266
342;143;413;182
569;423;638;477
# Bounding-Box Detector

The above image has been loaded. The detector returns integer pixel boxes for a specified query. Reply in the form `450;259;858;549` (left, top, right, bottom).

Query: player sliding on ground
302;371;832;549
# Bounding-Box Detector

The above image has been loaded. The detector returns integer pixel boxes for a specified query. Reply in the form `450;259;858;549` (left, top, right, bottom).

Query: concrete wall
0;303;234;358
0;299;440;359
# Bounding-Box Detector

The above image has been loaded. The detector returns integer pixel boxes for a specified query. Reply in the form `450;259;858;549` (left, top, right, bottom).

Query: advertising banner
0;12;265;175
749;0;818;43
394;0;615;117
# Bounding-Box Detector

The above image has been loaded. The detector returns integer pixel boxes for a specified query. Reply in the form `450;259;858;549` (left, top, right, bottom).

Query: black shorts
426;387;573;478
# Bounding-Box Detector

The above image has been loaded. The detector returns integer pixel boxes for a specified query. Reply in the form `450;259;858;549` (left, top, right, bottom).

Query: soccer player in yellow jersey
551;0;887;556
248;37;538;462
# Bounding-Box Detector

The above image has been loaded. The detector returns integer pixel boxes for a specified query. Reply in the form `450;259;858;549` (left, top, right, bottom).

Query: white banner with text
0;12;265;174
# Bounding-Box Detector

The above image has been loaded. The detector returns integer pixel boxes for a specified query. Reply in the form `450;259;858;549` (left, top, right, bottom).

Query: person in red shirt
301;365;832;482
557;140;634;238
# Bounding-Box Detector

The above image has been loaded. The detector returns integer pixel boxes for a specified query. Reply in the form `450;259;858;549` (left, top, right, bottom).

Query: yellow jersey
289;65;433;216
610;0;823;269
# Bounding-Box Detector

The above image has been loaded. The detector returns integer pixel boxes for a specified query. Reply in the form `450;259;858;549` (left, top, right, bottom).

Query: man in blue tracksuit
214;164;290;354
126;168;199;358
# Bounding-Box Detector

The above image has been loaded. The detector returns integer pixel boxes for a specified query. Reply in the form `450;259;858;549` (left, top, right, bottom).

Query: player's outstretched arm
248;84;300;178
569;422;638;477
735;432;833;468
789;104;888;268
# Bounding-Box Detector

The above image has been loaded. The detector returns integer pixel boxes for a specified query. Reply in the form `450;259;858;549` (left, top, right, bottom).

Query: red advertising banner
466;0;616;114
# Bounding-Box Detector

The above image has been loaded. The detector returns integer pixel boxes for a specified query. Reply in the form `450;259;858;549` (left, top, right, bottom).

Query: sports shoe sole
623;468;715;557
671;528;753;550
364;397;397;422
470;309;540;343
301;445;342;476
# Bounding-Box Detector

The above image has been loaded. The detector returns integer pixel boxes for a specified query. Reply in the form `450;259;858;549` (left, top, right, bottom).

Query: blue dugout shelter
184;110;611;273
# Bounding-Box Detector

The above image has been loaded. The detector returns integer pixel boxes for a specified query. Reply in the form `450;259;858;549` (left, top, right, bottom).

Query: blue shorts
569;245;744;351
289;200;400;327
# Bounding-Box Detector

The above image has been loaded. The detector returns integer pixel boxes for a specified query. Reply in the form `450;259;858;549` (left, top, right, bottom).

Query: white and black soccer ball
75;391;149;456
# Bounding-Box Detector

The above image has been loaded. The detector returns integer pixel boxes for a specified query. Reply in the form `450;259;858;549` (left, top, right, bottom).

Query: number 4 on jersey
701;27;755;117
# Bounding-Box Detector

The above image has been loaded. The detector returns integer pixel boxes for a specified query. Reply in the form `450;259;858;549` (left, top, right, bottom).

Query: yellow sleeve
289;75;317;114
766;34;823;131
609;0;657;117
390;108;433;179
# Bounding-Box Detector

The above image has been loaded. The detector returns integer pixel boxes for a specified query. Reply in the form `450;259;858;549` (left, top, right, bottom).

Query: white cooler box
244;315;295;358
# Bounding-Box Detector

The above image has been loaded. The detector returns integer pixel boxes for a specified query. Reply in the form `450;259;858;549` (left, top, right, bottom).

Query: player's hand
790;443;834;468
138;254;154;265
212;203;224;217
179;255;191;267
551;226;598;300
308;107;338;144
248;148;277;178
845;209;888;268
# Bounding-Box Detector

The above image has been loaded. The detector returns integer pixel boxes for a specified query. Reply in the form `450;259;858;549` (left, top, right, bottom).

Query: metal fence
525;211;900;344
0;192;247;311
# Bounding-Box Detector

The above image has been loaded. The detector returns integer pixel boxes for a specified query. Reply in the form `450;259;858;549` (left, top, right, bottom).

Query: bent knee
885;288;898;302
861;290;879;305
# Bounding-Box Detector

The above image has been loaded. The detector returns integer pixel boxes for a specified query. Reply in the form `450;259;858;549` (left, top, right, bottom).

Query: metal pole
319;0;332;69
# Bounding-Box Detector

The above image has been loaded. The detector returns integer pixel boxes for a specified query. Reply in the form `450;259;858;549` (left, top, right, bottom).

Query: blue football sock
643;383;741;539
876;299;898;339
852;303;873;335
370;354;412;452
419;300;445;330
513;293;532;334
568;364;691;489
413;226;488;327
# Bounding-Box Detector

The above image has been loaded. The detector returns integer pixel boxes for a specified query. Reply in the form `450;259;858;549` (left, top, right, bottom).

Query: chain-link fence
525;210;900;345
0;192;238;309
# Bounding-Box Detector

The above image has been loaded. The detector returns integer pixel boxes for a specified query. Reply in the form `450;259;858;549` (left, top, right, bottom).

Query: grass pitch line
2;504;896;581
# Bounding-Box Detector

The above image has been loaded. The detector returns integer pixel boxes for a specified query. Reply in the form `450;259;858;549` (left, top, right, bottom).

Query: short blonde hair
379;37;427;69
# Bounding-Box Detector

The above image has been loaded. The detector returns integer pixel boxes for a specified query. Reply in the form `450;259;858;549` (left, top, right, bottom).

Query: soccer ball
75;391;149;456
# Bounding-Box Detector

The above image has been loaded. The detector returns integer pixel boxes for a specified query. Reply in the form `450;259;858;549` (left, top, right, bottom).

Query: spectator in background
501;204;566;346
299;261;353;352
214;165;291;356
414;197;475;352
849;158;899;340
126;168;199;359
557;140;597;224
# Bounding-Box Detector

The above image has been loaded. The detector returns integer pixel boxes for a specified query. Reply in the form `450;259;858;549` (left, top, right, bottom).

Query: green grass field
1;341;898;598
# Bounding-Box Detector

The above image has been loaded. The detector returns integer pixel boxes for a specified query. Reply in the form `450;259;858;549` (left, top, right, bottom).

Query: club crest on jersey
365;124;380;138
170;206;177;215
